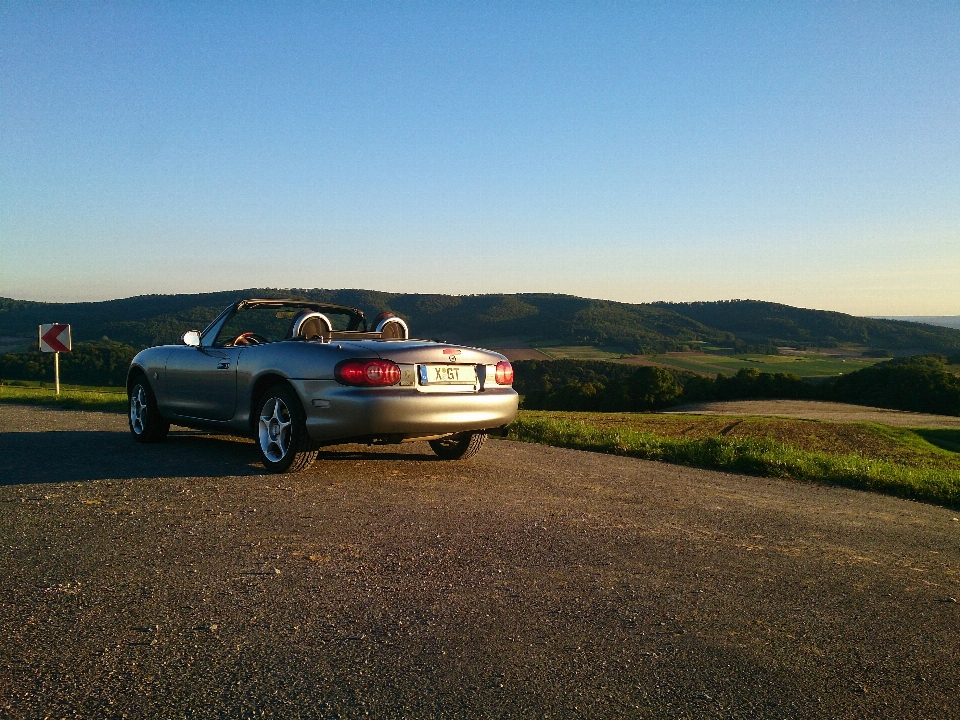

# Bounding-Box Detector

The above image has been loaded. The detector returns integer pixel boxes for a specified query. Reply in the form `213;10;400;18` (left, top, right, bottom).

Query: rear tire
128;376;169;443
429;431;487;460
255;384;318;473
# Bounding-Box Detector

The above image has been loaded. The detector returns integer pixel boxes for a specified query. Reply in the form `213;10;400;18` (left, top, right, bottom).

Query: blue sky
1;2;958;314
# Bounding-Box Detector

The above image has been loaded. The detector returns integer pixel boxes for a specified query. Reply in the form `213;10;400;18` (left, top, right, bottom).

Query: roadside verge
508;411;960;509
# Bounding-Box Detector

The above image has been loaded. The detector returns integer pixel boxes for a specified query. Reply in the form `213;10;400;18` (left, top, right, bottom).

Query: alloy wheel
130;385;147;435
259;396;293;463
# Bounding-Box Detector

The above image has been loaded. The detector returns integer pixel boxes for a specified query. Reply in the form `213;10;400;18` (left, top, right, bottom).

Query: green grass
0;383;126;413
507;411;960;509
0;378;125;393
644;353;883;378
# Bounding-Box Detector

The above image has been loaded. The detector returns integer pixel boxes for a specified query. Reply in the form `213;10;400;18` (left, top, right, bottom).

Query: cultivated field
494;346;887;378
636;352;883;378
533;345;628;360
669;399;960;428
492;348;553;361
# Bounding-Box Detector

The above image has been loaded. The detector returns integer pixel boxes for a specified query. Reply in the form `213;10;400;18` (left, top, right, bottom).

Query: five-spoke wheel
259;395;293;463
128;376;169;443
255;384;317;473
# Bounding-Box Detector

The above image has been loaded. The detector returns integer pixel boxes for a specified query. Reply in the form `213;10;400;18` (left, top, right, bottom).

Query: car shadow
0;430;440;485
315;449;439;462
0;430;439;486
913;428;960;454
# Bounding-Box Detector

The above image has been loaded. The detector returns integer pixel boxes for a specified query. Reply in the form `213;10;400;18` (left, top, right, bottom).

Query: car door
164;345;242;421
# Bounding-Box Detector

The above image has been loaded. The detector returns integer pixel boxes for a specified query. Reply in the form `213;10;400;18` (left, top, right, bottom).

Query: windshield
213;304;362;346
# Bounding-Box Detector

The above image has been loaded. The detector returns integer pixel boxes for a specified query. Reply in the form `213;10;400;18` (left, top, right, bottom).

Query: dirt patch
666;400;960;428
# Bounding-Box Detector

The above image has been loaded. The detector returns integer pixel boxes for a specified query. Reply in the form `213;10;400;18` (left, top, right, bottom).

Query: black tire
128;375;169;443
255;383;318;473
429;431;487;460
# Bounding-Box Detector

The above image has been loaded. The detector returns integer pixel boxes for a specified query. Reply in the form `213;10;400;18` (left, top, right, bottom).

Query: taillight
494;361;514;385
335;359;401;386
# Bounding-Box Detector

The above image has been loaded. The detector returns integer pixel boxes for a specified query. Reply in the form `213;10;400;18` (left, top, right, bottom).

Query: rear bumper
290;380;519;443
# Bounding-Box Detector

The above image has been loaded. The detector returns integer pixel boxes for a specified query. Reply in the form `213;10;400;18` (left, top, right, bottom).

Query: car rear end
289;341;519;445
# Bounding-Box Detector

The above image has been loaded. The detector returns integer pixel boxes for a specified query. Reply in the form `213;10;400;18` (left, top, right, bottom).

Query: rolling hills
2;290;960;356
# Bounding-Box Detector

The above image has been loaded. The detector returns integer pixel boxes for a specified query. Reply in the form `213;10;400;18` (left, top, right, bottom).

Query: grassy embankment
509;410;960;508
0;381;126;413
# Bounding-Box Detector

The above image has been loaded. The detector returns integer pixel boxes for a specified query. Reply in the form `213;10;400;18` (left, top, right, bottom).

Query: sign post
39;324;72;395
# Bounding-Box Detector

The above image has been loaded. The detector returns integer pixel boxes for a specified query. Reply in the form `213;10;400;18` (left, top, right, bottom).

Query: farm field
534;345;627;360
492;347;553;361
638;351;884;377
511;346;886;377
668;399;960;428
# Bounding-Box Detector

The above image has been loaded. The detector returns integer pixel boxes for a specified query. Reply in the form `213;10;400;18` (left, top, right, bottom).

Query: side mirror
182;330;201;347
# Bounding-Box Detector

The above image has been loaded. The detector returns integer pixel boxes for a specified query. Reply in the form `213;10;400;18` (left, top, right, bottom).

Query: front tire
429;431;487;460
128;376;169;443
255;384;317;473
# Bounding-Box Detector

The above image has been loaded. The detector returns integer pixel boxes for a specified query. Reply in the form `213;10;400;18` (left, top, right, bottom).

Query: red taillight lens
335;359;401;386
494;361;514;385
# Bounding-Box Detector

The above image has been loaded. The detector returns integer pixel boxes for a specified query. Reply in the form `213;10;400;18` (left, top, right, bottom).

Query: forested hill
2;291;959;355
653;300;960;353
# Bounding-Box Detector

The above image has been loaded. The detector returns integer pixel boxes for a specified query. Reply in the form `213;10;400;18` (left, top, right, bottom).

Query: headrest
373;312;409;340
292;312;332;341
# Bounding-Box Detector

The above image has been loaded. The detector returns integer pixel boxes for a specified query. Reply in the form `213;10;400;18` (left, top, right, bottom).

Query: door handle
217;362;230;370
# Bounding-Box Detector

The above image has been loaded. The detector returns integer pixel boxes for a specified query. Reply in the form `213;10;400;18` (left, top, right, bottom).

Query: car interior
211;302;409;346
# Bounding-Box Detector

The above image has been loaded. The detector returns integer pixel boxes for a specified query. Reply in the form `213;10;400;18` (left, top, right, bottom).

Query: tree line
2;342;960;418
0;341;136;387
514;355;960;417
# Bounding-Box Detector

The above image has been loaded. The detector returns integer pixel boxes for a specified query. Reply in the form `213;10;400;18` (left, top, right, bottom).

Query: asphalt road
1;404;959;719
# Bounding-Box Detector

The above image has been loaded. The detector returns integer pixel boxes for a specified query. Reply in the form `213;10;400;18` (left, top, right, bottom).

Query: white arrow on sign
39;323;72;353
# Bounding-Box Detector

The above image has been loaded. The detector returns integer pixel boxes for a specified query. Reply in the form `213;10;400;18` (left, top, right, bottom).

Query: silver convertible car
126;298;519;472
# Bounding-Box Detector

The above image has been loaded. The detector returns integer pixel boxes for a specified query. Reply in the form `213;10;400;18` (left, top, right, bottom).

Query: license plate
419;364;477;385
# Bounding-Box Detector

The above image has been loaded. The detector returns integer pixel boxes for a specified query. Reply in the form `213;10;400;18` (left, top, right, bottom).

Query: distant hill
873;316;960;331
2;291;960;356
654;300;960;353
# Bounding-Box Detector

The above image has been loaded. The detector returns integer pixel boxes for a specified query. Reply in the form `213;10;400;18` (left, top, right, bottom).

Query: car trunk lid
361;341;506;366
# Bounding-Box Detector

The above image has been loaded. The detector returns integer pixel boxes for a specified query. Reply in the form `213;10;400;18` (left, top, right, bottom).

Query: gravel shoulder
2;404;959;719
666;399;960;428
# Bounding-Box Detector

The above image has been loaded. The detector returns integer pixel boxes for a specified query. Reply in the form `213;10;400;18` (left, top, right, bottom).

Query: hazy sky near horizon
2;3;958;314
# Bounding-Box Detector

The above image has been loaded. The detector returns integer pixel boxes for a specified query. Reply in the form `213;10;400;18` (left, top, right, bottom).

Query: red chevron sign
39;324;72;353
